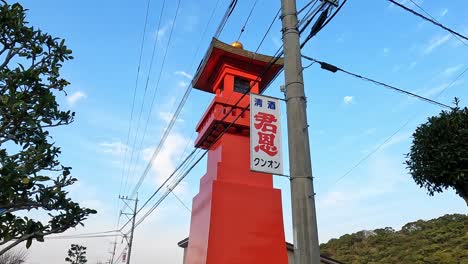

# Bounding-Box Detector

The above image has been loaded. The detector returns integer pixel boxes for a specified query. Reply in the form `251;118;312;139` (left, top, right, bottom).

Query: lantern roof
191;38;284;94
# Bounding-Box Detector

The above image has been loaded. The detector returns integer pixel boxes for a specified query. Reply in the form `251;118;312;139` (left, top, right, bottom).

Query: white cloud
343;96;354;105
155;22;173;41
380;131;412;150
158;111;184;124
422;79;464;97
174;71;193;80
99;141;129;157
440;8;448;17
442;64;463;77
178;80;189;88
423;34;451;54
142;133;191;185
67;91;86;106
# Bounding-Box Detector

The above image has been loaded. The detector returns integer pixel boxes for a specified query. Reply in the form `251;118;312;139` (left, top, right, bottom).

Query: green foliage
0;0;96;255
65;244;87;264
320;214;468;264
406;98;468;205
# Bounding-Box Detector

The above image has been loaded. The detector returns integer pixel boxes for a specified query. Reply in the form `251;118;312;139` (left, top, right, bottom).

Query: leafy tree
406;98;468;205
320;214;468;264
65;244;87;264
0;0;96;255
0;249;27;264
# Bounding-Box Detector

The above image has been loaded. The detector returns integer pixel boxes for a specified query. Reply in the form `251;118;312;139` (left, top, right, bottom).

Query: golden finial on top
231;41;244;49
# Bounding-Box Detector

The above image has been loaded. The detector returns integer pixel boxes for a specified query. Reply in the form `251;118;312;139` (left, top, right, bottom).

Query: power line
214;0;238;38
407;0;468;47
118;0;153;197
236;0;259;41
48;230;121;239
169;186;191;213
128;0;181;198
327;63;467;188
125;0;233;200
119;1;333;231
120;47;283;231
300;0;347;48
129;48;284;230
124;0;284;208
47;234;122;240
301;55;452;109
388;0;468;42
297;0;320;16
118;149;198;232
124;0;168;196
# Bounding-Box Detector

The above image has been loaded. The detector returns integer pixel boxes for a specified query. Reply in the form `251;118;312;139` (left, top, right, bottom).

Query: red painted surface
185;40;287;264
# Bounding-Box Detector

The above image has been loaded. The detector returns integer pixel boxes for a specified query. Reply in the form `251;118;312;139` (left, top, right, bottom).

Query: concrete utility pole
280;0;321;263
119;195;138;264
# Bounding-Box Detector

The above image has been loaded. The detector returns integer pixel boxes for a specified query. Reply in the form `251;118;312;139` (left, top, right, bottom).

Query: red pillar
185;39;288;264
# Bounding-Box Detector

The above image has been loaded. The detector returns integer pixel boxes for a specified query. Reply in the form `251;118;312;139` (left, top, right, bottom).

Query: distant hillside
320;214;468;264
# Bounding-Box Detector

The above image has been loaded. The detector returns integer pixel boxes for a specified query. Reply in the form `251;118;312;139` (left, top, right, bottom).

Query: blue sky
13;0;468;263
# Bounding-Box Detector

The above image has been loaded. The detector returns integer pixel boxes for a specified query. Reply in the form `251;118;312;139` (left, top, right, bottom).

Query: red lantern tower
184;39;287;264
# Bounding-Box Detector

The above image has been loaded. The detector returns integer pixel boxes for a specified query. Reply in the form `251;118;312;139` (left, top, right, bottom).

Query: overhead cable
326;65;467;187
301;55;452;109
128;0;182;198
125;0;233;200
407;0;468;47
119;0;153;197
236;0;259;41
214;0;238;38
388;0;468;42
119;1;333;230
124;0;168;196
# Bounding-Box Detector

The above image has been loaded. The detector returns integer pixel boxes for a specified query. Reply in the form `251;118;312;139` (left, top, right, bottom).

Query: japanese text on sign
250;93;283;174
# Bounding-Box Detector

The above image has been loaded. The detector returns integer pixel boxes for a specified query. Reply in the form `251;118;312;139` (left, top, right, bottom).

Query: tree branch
0;47;19;70
0;224;69;256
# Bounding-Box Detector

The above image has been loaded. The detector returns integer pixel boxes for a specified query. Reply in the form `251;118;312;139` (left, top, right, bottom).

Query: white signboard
250;93;283;175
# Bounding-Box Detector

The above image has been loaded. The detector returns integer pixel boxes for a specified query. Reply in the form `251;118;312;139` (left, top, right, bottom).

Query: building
178;238;346;264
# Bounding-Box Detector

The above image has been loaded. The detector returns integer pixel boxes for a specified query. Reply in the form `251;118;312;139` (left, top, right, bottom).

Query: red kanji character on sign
254;112;277;133
255;132;278;156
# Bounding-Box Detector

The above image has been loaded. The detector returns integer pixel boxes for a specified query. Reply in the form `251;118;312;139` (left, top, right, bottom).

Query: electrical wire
300;0;347;48
236;0;259;41
127;0;181;197
118;0;153;197
388;0;468;42
169;185;191;213
124;1;284;211
47;230;121;239
47;234;123;240
118;149;198;232
301;55;452;109
214;0;238;38
297;0;320;16
128;48;284;230
124;0;168;195
255;8;281;54
118;1;330;230
125;0;231;200
407;0;468;47
298;0;325;30
327;63;468;188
